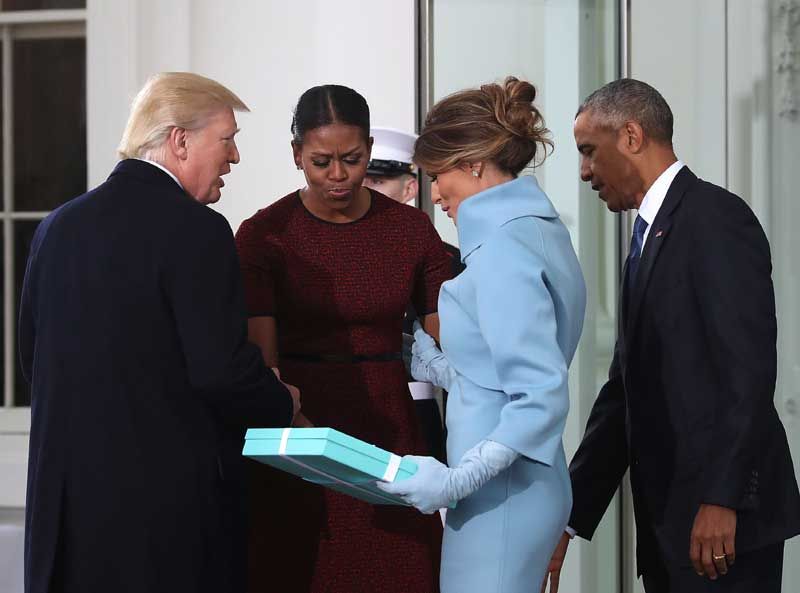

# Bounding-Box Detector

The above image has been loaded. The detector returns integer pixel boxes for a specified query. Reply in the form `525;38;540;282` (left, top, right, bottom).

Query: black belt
281;352;402;364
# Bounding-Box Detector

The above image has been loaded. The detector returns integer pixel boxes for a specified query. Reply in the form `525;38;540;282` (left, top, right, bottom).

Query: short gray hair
576;78;673;144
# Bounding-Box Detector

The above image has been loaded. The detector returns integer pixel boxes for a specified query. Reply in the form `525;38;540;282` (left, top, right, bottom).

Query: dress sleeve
234;216;282;317
478;220;571;465
411;214;452;316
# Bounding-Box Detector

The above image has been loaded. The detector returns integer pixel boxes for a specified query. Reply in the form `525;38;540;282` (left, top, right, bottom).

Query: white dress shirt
636;160;685;250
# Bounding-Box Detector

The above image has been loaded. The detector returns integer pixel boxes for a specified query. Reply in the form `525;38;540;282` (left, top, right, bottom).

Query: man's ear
403;176;419;204
167;127;189;160
621;121;645;154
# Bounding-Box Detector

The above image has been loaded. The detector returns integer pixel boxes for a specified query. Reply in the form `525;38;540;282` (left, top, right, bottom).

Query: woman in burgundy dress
235;85;450;593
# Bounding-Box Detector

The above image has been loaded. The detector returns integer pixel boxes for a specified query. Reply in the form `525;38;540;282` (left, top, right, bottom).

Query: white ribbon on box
278;428;404;504
382;451;401;482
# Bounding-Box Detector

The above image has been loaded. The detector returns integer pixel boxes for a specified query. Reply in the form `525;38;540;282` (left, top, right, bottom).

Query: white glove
376;455;454;514
376;440;519;514
410;321;456;391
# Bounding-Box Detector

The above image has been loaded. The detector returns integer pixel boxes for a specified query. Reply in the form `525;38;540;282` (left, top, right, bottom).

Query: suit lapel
626;167;697;340
618;257;631;363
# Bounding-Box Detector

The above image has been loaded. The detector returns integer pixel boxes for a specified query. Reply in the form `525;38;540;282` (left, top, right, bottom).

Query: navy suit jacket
568;167;800;573
19;159;292;593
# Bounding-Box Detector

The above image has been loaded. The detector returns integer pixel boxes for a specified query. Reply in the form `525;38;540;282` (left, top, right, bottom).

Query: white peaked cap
370;127;418;165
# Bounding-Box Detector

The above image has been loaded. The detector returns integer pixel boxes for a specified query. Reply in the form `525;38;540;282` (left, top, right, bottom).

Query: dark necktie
627;214;649;288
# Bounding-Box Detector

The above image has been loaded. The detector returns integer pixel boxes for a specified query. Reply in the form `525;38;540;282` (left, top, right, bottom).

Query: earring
472;169;479;177
297;164;303;170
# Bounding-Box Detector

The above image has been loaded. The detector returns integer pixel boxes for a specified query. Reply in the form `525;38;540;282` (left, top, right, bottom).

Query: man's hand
689;503;737;580
541;531;570;593
292;412;313;428
272;367;301;419
284;382;301;418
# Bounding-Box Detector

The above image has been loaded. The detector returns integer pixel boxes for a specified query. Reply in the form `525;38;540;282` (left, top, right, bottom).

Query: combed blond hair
117;72;250;162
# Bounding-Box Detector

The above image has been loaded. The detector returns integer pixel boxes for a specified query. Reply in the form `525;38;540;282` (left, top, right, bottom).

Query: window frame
0;8;86;419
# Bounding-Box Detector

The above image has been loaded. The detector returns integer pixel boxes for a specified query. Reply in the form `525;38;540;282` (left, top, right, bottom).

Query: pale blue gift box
242;427;417;506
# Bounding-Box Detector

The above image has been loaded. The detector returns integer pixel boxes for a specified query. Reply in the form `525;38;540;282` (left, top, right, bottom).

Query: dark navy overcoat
19;159;292;593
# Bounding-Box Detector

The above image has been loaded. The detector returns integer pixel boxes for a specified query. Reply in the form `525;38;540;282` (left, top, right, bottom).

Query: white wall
88;0;417;233
0;509;24;593
631;0;728;188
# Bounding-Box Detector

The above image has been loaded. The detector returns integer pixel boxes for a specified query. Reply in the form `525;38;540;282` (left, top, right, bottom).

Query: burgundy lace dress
235;190;451;593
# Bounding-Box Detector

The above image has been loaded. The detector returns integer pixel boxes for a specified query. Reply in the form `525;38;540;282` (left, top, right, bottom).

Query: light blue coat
438;176;585;593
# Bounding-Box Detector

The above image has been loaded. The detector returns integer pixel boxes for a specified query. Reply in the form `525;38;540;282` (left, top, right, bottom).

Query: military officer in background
363;127;420;205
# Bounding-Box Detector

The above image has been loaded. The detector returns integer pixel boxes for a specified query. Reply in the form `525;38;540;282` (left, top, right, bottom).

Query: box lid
243;427;417;506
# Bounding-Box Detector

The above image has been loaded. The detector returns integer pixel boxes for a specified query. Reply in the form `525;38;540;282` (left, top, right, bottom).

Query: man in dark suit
542;79;800;593
18;72;299;593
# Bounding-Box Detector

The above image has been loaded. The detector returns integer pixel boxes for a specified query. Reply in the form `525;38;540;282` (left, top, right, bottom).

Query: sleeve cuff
565;526;577;539
408;382;437;401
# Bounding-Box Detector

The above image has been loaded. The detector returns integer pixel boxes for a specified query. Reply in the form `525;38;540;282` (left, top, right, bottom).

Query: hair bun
482;77;543;143
415;76;552;177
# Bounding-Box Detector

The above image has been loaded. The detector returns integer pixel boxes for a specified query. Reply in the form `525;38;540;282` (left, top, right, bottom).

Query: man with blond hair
19;72;299;593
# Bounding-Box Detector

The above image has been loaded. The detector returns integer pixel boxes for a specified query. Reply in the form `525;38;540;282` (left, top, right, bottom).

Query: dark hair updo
291;84;370;144
414;76;553;176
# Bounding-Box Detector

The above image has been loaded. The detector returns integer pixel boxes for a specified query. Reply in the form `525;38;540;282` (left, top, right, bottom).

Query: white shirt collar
637;159;684;246
134;158;184;190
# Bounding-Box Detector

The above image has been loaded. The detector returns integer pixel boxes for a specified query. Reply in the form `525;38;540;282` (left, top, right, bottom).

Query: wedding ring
713;554;726;561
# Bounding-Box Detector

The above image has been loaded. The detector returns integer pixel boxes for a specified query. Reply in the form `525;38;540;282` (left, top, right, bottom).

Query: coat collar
457;175;559;262
108;159;187;196
625;165;697;339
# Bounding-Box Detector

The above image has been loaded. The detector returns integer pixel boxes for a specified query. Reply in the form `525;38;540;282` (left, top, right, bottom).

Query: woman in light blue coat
378;77;586;593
